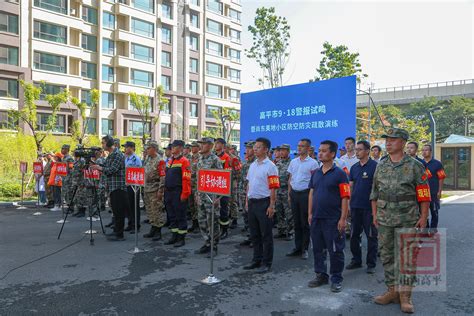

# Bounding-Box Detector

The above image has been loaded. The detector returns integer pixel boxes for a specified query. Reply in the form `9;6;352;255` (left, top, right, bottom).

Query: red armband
342;166;349;175
68;162;74;169
268;175;280;189
436;169;446;180
425;168;432;179
158;160;166;177
339;183;351;198
416;184;431;202
233;158;241;171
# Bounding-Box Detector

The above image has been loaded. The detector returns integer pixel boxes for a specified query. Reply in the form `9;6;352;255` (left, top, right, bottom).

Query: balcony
113;82;154;95
116;3;156;24
113;55;155;71
114;29;155;47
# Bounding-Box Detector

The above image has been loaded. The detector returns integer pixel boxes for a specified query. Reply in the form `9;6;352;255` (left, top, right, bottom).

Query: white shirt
247;157;279;199
287;155;319;191
340;153;359;169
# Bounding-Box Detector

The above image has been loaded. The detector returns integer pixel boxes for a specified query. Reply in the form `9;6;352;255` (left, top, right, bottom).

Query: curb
441;192;474;204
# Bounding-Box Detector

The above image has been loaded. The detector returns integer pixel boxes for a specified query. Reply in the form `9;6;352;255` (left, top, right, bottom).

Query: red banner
197;169;232;196
55;162;67;176
83;168;100;179
19;161;27;174
33;162;43;174
126;167;145;186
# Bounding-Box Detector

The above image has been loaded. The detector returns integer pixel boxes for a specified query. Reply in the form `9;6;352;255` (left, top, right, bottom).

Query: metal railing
361;79;474;95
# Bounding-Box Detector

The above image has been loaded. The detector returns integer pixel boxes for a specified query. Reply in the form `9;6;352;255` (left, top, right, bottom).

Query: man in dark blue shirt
307;140;351;293
422;144;446;228
346;140;378;274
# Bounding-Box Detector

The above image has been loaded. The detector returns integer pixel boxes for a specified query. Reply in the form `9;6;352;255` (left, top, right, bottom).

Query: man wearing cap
195;137;223;255
272;147;281;164
275;144;293;240
188;141;201;233
214;138;232;238
61;144;74;207
239;141;256;246
123;141;142;232
43;153;54;208
371;128;430;313
142;141;167;241
183;144;192;161
69;148;88;218
225;143;242;229
164;140;191;247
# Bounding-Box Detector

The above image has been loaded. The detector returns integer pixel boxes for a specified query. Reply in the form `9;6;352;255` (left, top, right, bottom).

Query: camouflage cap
191;141;200;147
382;128;409;140
61;144;70;150
280;144;291;150
184;143;192;149
231;145;238;150
245;141;256;148
197;137;215;144
113;138;121;146
146;140;159;150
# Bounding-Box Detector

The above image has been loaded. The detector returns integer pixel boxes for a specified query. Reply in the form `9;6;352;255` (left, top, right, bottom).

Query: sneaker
331;282;343;293
366;266;376;274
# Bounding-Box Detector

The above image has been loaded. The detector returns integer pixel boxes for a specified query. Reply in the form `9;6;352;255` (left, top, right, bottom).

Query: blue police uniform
308;164;350;284
424;158;445;228
349;158;378;268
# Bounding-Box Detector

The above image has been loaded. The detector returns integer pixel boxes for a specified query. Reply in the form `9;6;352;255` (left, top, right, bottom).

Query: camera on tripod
74;146;102;161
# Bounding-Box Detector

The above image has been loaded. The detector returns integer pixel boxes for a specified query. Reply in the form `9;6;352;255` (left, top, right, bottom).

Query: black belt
292;189;310;194
378;193;416;202
249;197;270;202
165;187;181;192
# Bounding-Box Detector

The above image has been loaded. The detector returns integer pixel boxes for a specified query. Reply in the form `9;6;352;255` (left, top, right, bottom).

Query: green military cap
113;138;121;146
197;137;215;144
61;144;70;150
280;144;291;150
245;141;256;148
146;140;159;149
382;128;409;140
231;145;237;150
158;149;164;155
191;141;199;147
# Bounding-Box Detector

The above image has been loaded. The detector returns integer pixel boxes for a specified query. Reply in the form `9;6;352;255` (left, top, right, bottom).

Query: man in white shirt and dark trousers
287;138;320;260
244;137;280;274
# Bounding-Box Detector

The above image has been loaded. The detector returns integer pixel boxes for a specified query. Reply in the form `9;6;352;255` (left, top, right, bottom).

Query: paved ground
0;194;473;315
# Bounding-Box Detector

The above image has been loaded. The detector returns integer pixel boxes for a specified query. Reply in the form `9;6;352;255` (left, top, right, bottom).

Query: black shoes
243;261;261;270
301;250;309;260
308;274;329;288
152;228;162;241
188;220;199;233
107;234;125;241
255;265;271;274
143;226;159;238
331;282;343;293
173;234;185;248
345;261;363;270
195;244;211;254
286;248;302;257
366;266;376;274
164;232;178;245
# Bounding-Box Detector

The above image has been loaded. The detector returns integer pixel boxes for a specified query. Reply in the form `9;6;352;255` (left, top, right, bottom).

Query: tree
70;89;99;145
312;41;367;83
128;85;168;147
9;81;64;154
246;7;290;89
202;107;240;143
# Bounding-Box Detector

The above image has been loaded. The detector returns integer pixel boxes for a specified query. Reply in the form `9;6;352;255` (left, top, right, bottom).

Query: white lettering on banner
249;119;340;133
202;174;228;189
259;105;327;120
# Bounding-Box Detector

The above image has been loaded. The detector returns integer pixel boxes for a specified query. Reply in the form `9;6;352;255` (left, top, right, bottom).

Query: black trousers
219;196;230;226
248;197;273;266
350;208;378;267
109;189;129;236
290;190;310;252
165;189;187;234
126;186;141;228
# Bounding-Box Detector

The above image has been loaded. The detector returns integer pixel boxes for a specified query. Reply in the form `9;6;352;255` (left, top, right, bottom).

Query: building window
131;43;154;63
129;120;149;136
0;78;19;98
206;105;219;118
229;48;241;63
207;0;222;14
229;9;241;22
230;29;241;43
162;26;172;44
0;111;18;129
131;18;154;38
102;65;114;82
34;0;67;15
161;2;172;19
0;12;19;34
190;80;198;95
189;58;198;73
131;69;153;87
229;68;241;83
101;118;114;135
206;19;222;36
190;11;199;28
189;102;198;117
230;129;240;143
82;6;98;25
34;20;66;44
81;62;97;79
0;45;19;66
133;0;154;13
161;123;171;138
206;62;222;77
206;40;222;56
162;101;171;114
81;34;97;52
85;118;96;134
189;125;198;140
33;51;65;73
161;51;171;67
206;84;222;99
130;96;153;111
103;12;115;29
81;89;92;106
37;113;65;133
102;38;115;55
190;34;199;50
161;75;171;91
229;89;240;102
35;82;65;100
101;92;114;109
191;0;199;6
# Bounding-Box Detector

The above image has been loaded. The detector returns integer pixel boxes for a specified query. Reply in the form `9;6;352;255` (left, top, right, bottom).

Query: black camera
74;146;102;159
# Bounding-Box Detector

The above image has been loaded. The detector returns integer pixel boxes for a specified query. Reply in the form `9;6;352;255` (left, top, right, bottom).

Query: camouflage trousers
197;193;220;246
229;179;239;220
276;188;293;235
188;188;198;221
44;177;53;202
239;185;249;228
62;176;72;204
97;186;107;210
379;223;419;287
72;185;88;209
144;190;166;228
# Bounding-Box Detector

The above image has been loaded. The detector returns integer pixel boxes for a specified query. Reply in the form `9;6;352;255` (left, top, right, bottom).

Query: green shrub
0;181;22;197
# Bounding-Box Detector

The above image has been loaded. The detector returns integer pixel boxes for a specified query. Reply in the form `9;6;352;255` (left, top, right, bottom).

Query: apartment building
0;0;242;147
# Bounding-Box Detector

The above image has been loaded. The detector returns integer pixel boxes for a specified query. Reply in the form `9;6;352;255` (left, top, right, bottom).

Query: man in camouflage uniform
61;144;74;206
93;149;107;213
142;141;167;241
43;153;54;208
183;144;192;161
70;150;87;217
226;144;241;229
275;144;293;239
188;141;201;233
239;141;256;246
370;128;430;314
194;137;223;255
